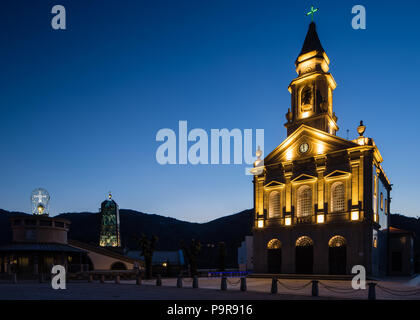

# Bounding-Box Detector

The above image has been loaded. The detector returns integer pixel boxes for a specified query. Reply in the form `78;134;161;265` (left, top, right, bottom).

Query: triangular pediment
264;125;359;165
325;170;351;180
291;174;317;183
264;180;285;188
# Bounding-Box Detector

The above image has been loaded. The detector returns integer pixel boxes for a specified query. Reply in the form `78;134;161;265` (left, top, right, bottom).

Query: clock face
299;143;309;153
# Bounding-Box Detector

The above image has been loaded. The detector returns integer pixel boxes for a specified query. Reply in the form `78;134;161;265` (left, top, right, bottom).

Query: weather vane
306;5;319;22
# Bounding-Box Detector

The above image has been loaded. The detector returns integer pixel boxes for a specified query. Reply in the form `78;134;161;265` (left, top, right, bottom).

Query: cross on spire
33;190;47;203
306;5;319;22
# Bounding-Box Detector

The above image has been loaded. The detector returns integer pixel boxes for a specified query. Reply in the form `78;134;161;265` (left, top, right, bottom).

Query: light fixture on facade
317;214;325;224
285;217;292;226
257;220;264;228
317;144;324;155
351;211;359;221
162;262;168;267
302;111;310;118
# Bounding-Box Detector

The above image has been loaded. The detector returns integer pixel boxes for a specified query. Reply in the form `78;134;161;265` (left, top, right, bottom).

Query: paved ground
0;282;319;300
0;276;419;300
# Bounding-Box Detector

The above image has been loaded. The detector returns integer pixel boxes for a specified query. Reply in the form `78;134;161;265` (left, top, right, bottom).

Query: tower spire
298;21;325;57
285;18;338;136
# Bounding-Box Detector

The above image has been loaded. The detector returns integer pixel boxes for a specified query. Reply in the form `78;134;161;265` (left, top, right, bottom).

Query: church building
252;22;391;276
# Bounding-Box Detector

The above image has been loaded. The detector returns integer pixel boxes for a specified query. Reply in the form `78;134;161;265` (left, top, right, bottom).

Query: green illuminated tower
99;193;121;247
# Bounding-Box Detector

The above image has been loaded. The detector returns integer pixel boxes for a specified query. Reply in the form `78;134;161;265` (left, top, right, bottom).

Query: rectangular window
54;221;64;228
25;229;36;241
40;220;52;226
24;219;36;226
18;257;29;267
373;230;378;248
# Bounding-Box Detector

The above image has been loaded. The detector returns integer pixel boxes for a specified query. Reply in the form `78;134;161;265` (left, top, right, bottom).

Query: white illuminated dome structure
31;188;50;216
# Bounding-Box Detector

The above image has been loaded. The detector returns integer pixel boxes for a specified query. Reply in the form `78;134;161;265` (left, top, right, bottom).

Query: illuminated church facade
252;22;391;276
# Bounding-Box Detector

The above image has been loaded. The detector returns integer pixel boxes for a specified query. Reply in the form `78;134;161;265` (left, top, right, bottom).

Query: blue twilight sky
1;0;419;222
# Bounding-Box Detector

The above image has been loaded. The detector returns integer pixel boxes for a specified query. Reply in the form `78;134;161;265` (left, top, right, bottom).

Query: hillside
0;208;254;268
1;209;418;268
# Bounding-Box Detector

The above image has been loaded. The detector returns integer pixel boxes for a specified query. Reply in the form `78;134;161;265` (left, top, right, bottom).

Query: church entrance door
328;236;347;275
295;246;313;274
267;249;282;273
295;236;314;274
329;246;347;274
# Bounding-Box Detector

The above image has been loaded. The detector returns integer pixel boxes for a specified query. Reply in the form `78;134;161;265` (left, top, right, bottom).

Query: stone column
283;161;293;216
315;155;327;214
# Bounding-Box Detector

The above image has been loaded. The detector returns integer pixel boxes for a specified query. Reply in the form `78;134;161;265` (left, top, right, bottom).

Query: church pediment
264;180;285;189
324;170;351;180
264;125;358;165
291;173;317;183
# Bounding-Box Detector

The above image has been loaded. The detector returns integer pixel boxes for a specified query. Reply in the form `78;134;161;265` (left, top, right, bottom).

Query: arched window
328;235;347;247
301;87;312;108
297;185;312;217
296;236;314;247
110;262;127;270
331;182;345;213
267;239;282;250
268;191;281;218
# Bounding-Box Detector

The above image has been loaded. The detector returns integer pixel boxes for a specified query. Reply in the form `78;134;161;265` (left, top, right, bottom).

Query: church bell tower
99;193;121;248
285;22;338;136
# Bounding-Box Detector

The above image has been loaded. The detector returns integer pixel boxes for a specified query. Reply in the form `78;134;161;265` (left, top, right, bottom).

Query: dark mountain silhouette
0;208;254;268
1;208;418;267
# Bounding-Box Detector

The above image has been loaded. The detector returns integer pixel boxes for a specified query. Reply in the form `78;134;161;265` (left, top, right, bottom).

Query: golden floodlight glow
351;211;359;221
317;144;324;155
357;137;368;146
317;214;325;224
162;262;168;267
257;220;264;228
286;150;293;161
37;204;44;215
285;217;292;226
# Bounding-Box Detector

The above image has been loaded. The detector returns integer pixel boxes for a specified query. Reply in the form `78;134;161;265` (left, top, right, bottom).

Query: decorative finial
306;5;319;22
286;108;293;122
108;191;112;200
357;120;366;136
256;146;262;160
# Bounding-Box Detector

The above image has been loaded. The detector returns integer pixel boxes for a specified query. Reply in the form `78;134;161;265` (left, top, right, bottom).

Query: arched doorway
110;261;127;270
267;239;282;273
295;236;314;274
328;236;347;275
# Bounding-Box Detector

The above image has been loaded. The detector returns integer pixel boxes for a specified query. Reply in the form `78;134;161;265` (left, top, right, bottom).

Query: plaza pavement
0;276;419;300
